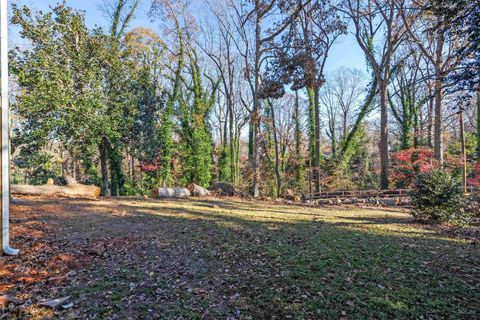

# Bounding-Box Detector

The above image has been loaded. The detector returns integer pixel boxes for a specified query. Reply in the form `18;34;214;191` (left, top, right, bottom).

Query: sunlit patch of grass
11;197;477;319
134;198;467;243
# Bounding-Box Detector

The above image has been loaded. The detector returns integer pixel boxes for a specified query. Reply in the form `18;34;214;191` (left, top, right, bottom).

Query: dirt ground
1;196;479;319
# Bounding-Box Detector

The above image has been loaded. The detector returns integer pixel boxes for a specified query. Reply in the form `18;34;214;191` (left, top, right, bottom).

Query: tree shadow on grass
2;197;479;319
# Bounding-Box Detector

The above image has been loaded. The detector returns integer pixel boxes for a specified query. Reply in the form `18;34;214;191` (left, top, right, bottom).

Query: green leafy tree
124;28;167;187
101;0;139;196
11;4;107;184
12;3;138;196
178;49;218;187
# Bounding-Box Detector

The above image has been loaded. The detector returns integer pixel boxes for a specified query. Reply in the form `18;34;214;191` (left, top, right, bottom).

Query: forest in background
8;0;480;198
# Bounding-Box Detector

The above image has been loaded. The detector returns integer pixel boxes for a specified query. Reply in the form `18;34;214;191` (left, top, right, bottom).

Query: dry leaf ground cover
1;197;479;319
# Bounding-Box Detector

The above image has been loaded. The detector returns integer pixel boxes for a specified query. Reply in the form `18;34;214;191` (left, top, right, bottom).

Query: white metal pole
1;0;18;256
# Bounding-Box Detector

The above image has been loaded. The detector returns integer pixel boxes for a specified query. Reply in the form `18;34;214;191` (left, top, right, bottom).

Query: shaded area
1;197;479;319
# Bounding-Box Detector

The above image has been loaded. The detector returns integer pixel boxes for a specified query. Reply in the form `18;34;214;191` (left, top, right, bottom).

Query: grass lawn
1;197;479;319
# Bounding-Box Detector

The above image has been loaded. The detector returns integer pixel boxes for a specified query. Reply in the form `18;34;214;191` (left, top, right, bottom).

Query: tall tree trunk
459;107;467;193
433;21;445;164
75;160;81;182
108;144;125;197
427;95;434;147
433;71;444;164
110;157;118;197
413;107;419;148
308;158;312;195
314;86;321;193
252;9;261;198
269;101;282;197
248;120;254;161
280;139;286;172
223;107;229;147
419;101;425;145
219;104;230;182
295;91;304;193
235;131;241;183
228;97;236;185
379;81;389;190
401;100;412;149
331;133;336;159
99;139;109;196
130;154;136;188
306;86;316;190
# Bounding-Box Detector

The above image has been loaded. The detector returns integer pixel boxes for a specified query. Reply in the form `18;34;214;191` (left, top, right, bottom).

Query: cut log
152;187;190;198
12;183;101;198
187;183;211;197
208;182;236;196
174;187;190;198
152;187;175;198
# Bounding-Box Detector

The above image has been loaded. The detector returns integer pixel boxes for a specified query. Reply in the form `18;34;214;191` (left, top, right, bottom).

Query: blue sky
11;0;367;74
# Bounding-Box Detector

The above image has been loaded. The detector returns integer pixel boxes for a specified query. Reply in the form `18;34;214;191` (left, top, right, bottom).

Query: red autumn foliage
390;147;436;188
468;163;480;187
391;147;466;188
139;163;160;172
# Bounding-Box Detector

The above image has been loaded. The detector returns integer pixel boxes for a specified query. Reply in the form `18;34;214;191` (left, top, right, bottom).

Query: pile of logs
151;183;236;198
151;184;213;198
11;179;243;200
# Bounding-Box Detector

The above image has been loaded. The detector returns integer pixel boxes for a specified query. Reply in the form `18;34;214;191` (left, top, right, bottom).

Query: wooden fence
304;186;479;201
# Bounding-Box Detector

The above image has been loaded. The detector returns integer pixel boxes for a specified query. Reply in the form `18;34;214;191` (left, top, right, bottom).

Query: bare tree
332;68;365;139
397;0;468;163
319;80;338;158
339;0;406;189
267;94;298;196
265;0;346;193
198;1;248;185
231;0;311;197
320;68;365;158
388;48;429;148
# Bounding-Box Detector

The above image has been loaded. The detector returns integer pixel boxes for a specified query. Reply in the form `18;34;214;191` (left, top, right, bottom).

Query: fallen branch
12;176;101;198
